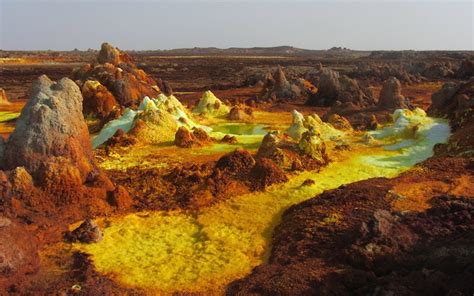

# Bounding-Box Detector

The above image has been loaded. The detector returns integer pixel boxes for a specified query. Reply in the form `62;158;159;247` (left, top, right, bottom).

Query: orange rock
82;80;118;119
107;185;133;209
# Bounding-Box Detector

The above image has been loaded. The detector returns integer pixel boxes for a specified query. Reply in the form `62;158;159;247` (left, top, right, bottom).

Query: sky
0;0;473;51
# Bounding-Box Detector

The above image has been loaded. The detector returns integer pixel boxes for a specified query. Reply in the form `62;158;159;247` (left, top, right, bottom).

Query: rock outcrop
257;129;329;171
422;62;454;79
81;80;118;119
350;62;421;84
65;218;103;243
287;110;344;142
0;75;117;210
130;105;179;144
326;114;353;131
256;132;286;163
227;105;253;121
93;95;206;148
174;127;211;148
2;76;96;182
0;88;11;106
455;59;474;79
307;68;375;111
103;129;137;148
227;173;474;296
97;42;132;66
298;129;328;163
428;78;474;129
72;42;161;120
428;79;474;156
260;66;309;100
377;77;410;109
286;110;307;141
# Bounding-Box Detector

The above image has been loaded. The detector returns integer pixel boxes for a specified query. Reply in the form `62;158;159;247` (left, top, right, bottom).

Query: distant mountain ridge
142;45;321;56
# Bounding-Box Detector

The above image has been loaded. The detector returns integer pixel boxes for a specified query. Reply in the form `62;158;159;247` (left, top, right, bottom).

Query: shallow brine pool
211;123;268;136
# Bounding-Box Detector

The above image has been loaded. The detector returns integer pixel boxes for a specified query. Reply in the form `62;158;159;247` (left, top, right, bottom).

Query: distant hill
132;46;343;56
125;46;378;59
2;46;471;61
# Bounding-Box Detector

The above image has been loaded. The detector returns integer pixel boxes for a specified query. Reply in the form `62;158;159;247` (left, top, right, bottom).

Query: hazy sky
1;0;473;51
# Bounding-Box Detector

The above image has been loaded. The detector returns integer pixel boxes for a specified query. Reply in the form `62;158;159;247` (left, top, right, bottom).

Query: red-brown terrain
0;45;473;295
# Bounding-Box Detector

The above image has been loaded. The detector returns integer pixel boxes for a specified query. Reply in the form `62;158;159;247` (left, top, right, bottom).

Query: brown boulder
220;134;238;144
256;132;281;160
192;127;211;142
157;79;173;96
274;65;290;90
97;42;133;66
65;218;103;243
7;167;34;194
81;80;118;119
378;77;410;109
174;127;211;148
227;106;252;121
174;127;194;148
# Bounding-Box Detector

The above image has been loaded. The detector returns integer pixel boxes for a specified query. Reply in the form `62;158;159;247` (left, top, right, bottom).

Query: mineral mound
287;110;344;142
2;75;96;181
93;95;207;148
72;42;160;120
306;68;376;112
193;90;230;117
0;75;118;211
257;129;329;171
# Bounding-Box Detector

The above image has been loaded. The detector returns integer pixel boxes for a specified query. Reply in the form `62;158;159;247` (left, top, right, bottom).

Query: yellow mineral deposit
193;90;230;117
77;109;450;295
